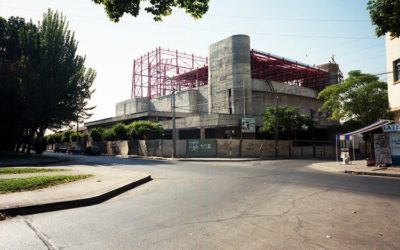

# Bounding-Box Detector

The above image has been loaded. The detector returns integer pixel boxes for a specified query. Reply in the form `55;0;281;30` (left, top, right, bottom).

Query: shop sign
383;124;400;132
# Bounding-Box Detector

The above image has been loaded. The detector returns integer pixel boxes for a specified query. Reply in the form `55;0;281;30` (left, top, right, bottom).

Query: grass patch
0;167;69;175
0;175;93;194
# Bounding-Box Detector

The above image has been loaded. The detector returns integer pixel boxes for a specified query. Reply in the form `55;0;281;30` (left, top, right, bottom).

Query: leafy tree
91;0;209;22
0;10;96;154
261;106;313;140
112;123;128;140
318;70;391;126
367;0;400;38
0;17;29;152
33;137;47;155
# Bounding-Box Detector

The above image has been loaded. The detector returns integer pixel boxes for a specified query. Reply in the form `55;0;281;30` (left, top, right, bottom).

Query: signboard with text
241;118;256;133
390;133;400;165
374;134;392;165
383;124;400;132
187;139;217;157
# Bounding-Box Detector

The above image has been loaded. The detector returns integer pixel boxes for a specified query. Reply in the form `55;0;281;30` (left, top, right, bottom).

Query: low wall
85;139;335;159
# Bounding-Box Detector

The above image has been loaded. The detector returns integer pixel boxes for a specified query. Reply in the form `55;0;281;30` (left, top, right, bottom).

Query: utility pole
274;92;279;158
172;88;176;158
266;79;279;158
76;115;79;148
310;109;316;158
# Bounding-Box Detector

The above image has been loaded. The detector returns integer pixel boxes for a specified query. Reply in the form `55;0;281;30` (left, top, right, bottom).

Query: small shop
336;120;394;166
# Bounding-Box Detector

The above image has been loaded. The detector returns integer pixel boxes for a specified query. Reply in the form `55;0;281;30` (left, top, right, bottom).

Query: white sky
0;0;386;123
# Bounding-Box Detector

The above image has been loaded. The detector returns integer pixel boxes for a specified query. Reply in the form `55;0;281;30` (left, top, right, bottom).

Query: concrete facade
86;35;339;138
385;35;400;122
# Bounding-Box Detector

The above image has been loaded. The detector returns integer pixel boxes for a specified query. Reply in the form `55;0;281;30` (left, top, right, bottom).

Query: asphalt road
1;155;400;249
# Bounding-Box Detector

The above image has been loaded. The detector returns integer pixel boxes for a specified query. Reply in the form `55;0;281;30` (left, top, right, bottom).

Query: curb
175;158;261;162
344;170;400;178
0;175;152;218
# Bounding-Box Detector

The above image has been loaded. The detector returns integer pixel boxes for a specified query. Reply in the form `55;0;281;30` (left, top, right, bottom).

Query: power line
202;13;370;23
1;5;380;40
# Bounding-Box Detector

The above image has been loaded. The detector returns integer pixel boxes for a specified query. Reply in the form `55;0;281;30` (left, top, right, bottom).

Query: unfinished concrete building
86;35;341;139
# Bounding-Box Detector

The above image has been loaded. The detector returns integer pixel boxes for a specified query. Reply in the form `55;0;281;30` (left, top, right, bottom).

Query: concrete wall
116;89;201;116
197;86;209;113
150;90;198;113
385;35;400;122
252;79;317;99
88;141;129;155
116;98;149;116
86;139;335;158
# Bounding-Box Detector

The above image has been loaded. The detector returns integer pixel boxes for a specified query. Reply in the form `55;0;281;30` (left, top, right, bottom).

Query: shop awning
337;120;393;140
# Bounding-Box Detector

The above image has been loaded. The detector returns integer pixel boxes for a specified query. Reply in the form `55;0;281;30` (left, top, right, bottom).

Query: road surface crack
278;188;332;217
23;218;57;250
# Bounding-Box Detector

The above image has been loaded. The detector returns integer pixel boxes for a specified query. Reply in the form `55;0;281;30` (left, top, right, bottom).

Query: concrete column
200;127;206;139
208;35;252;115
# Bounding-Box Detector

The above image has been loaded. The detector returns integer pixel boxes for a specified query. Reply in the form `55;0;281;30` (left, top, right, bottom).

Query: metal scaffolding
250;49;332;91
131;47;208;99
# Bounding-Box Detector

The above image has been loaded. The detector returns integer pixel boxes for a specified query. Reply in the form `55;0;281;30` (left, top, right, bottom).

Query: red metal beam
250;49;330;91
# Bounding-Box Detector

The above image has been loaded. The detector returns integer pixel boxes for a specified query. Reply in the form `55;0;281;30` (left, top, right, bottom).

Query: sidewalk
0;166;151;218
310;160;400;178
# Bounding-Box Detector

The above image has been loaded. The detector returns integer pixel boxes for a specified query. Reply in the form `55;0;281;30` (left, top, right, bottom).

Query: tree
261;106;313;140
0;10;96;154
91;0;209;22
367;0;400;38
0;17;29;152
318;70;391;127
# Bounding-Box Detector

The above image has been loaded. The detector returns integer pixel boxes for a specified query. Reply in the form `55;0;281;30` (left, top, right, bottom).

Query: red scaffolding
131;47;208;99
250;49;331;91
131;47;336;99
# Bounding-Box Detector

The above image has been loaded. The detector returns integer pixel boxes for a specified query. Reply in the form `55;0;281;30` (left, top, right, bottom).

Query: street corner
0;166;152;218
309;160;400;178
308;161;346;174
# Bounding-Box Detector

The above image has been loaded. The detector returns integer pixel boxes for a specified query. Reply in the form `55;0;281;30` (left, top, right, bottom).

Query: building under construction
86;35;341;139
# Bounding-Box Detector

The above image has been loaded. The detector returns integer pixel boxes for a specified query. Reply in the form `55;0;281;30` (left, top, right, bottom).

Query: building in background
85;35;341;139
385;35;400;122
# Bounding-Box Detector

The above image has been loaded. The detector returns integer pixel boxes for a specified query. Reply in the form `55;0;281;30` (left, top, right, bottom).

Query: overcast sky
0;0;386;123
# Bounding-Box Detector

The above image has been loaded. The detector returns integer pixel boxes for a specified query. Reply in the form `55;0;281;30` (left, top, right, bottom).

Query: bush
112;123;128;140
82;133;89;141
127;120;163;140
61;130;74;143
45;134;55;144
70;131;83;142
90;128;104;142
53;133;62;143
102;128;116;141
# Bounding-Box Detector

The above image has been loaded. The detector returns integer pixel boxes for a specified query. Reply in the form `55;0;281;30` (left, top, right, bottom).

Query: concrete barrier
216;139;240;158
